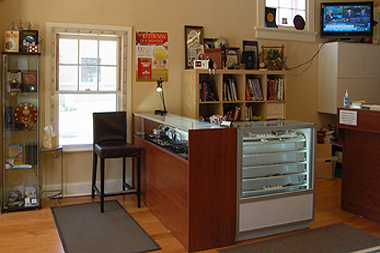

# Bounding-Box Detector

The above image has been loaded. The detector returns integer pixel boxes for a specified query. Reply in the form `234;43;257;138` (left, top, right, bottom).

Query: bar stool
91;111;141;212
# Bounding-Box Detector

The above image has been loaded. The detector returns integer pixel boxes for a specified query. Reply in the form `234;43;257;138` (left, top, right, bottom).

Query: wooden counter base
133;115;237;252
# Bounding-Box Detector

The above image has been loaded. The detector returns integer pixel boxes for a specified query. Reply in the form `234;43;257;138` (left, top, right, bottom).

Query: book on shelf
9;144;22;165
268;79;275;100
224;106;241;121
253;79;263;101
199;80;219;101
267;78;284;101
223;77;238;101
245;106;263;121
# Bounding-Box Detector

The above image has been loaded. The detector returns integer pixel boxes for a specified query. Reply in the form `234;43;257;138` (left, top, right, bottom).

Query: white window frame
45;23;133;151
255;0;317;42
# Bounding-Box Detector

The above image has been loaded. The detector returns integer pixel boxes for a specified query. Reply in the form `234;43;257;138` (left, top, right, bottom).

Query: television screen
321;2;373;38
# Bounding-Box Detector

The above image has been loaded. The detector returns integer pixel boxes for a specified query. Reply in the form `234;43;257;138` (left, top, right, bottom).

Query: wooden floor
0;178;379;252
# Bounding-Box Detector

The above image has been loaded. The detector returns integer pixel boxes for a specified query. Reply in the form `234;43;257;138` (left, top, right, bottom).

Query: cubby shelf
183;69;287;121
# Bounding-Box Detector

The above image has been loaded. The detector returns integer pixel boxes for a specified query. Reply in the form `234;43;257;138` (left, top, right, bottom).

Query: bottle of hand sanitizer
344;90;350;108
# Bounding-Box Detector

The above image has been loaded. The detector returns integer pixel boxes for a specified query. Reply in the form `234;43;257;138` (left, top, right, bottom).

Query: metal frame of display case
2;52;41;212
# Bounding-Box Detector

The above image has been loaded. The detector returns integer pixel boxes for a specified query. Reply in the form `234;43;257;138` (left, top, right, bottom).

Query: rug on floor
51;200;161;253
218;223;380;253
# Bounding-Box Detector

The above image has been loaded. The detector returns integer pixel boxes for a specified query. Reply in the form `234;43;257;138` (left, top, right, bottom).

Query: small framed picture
226;47;240;69
185;25;204;69
21;30;38;52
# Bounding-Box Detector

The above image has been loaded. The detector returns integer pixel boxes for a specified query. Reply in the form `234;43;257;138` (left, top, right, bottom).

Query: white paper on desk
339;110;357;126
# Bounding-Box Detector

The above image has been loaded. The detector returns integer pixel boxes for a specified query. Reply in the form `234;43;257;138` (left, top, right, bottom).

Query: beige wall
1;0;379;196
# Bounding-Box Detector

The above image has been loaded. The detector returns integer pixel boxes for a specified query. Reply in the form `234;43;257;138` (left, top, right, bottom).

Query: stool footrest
92;185;137;197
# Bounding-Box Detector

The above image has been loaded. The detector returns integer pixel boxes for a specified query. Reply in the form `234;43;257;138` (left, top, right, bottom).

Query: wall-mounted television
321;1;373;38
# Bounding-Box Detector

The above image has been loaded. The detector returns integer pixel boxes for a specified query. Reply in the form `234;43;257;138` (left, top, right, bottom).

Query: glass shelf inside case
240;127;312;198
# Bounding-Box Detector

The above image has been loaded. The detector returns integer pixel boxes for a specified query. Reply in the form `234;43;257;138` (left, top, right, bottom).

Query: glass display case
2;52;41;212
235;120;316;241
134;113;213;160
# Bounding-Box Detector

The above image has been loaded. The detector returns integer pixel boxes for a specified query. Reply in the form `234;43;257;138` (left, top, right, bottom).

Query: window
266;0;306;27
255;0;317;42
58;35;119;145
45;23;132;150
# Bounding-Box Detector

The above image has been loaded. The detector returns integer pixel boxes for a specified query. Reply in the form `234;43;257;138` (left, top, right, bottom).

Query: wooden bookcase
183;69;287;121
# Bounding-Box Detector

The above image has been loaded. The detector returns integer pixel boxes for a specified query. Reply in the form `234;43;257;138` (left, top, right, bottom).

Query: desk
41;146;63;201
337;108;380;224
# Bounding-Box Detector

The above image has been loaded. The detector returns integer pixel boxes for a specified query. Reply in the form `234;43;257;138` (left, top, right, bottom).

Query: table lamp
154;78;167;115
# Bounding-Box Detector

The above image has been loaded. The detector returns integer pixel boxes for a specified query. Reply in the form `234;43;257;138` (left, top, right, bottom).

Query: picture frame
21;30;38;52
226;47;240;69
185;25;204;69
204;38;217;49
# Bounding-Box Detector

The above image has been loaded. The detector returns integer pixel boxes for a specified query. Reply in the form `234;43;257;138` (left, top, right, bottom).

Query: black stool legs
92;154;141;212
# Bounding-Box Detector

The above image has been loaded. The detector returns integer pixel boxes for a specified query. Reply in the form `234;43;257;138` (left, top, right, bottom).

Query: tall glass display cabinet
1;52;41;212
235;120;316;241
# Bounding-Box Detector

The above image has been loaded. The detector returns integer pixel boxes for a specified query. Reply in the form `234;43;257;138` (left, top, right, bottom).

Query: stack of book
245;78;263;101
267;78;284;100
224;106;241;121
223;77;239;101
199;80;219;101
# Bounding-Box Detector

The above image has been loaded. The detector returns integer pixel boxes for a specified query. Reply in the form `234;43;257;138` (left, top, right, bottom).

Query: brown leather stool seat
92;112;141;212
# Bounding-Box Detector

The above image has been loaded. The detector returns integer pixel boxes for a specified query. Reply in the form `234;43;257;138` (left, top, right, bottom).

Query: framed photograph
185;25;204;69
226;47;240;69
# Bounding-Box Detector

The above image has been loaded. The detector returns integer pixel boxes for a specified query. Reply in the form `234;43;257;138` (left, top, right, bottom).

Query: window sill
254;27;318;42
61;144;93;153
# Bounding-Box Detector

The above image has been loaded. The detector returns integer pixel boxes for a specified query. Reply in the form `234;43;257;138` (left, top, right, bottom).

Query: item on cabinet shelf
27;45;39;53
7;70;22;92
25;142;38;165
4;30;19;52
210;115;222;127
24;186;37;206
204;38;216;49
243;41;259;69
194;59;209;69
21;30;38;52
13;102;38;130
204;48;222;69
5;106;13;129
154;78;167;115
22;70;37;85
241;51;256;70
185;25;204;69
226;48;240;69
9;143;23;165
214;36;230;68
261;45;285;70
